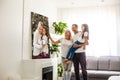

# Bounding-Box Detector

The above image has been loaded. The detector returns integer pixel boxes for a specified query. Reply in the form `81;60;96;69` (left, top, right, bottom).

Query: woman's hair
82;24;89;40
38;21;43;29
65;29;72;40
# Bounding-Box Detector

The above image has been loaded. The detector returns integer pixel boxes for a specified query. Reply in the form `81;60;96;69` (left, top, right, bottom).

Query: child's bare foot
65;60;72;64
64;59;68;62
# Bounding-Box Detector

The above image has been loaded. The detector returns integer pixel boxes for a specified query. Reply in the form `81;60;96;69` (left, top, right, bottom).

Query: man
72;24;88;80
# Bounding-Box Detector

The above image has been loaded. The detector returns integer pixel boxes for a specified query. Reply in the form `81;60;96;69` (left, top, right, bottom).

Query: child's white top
73;31;88;53
41;35;48;53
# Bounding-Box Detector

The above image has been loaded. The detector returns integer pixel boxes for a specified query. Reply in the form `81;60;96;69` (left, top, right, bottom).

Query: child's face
42;28;46;35
81;26;85;32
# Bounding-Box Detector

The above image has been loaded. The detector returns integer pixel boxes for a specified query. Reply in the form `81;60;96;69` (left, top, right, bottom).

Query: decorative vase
58;77;63;80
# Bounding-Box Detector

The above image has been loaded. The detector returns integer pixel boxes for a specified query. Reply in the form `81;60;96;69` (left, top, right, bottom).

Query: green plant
52;22;67;35
57;63;63;77
50;43;60;57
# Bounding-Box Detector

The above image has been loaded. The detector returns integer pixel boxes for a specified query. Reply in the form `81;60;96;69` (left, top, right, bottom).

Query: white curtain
57;5;120;57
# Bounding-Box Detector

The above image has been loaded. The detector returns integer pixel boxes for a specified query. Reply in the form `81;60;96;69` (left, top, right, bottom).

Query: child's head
42;27;47;35
81;24;89;39
81;24;89;33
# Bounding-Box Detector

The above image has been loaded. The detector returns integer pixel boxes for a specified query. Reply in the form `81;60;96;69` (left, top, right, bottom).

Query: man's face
72;25;78;33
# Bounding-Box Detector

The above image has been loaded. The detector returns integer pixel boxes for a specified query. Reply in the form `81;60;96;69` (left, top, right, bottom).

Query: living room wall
0;0;57;80
23;0;57;59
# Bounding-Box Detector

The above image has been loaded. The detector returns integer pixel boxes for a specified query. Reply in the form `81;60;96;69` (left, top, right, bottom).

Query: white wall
0;0;23;80
23;0;57;59
0;0;57;80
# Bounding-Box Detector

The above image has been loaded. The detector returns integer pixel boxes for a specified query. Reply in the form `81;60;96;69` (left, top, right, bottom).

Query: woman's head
81;24;89;33
64;30;71;40
37;21;44;34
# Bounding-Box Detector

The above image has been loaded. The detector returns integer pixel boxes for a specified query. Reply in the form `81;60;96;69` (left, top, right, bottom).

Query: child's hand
44;52;46;56
82;45;86;50
73;44;81;48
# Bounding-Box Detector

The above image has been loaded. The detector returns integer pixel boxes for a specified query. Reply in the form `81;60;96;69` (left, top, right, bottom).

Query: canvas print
31;12;50;59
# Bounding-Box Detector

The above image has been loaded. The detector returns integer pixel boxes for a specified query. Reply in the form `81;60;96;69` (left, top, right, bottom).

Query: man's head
72;24;78;34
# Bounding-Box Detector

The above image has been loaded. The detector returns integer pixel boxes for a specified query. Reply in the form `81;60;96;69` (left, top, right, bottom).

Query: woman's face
42;28;46;35
65;30;71;39
81;26;85;32
38;26;43;34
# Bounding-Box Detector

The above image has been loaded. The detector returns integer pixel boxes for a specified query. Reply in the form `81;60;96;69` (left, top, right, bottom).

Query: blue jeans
66;40;83;61
62;57;72;80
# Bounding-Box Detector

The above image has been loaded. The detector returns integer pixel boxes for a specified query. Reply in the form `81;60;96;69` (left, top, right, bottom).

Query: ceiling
53;0;120;8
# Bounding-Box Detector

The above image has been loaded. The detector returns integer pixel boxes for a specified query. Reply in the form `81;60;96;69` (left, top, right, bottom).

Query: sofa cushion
98;56;110;70
87;70;120;78
109;57;120;71
87;56;98;70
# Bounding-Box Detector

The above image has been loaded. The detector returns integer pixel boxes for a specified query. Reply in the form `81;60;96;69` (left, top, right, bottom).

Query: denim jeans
66;40;83;61
62;57;72;80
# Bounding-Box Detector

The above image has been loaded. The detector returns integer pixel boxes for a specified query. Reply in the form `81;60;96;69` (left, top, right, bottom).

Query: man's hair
72;24;78;28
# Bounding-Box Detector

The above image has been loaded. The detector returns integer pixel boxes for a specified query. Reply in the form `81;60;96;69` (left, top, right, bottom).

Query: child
40;27;49;58
65;24;89;62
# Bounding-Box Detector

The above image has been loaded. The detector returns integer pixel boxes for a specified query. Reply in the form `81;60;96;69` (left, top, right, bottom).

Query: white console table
21;58;58;80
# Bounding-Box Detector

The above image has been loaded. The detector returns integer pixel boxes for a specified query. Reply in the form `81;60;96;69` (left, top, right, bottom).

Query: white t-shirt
73;31;88;53
41;35;48;53
60;38;72;57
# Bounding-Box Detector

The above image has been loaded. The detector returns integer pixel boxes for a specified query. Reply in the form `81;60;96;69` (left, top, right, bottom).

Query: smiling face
81;26;85;32
72;24;78;34
42;28;47;35
38;26;43;34
65;30;71;40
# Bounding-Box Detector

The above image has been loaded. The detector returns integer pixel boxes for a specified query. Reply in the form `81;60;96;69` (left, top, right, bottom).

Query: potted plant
58;63;63;80
52;22;67;35
50;43;60;58
50;21;67;57
50;21;67;79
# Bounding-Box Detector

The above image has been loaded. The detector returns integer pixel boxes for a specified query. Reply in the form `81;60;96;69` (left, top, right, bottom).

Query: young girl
65;24;89;62
39;27;49;58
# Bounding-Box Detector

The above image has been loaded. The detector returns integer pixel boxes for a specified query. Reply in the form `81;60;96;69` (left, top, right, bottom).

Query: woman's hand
73;44;81;48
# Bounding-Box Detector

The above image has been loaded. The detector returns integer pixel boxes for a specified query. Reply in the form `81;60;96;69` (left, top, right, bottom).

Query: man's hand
73;44;81;48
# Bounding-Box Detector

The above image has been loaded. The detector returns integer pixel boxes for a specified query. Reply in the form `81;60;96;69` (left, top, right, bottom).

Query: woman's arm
49;36;61;44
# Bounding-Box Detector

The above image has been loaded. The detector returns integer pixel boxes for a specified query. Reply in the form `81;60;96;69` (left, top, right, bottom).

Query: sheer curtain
57;5;120;57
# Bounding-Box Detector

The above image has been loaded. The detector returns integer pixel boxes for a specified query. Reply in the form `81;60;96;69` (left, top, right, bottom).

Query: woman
71;24;89;80
50;30;72;80
33;21;44;59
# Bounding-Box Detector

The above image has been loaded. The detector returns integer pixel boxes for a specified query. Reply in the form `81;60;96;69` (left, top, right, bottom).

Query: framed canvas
31;12;50;59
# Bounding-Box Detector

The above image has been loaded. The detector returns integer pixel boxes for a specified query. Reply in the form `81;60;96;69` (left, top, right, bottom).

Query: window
57;5;120;56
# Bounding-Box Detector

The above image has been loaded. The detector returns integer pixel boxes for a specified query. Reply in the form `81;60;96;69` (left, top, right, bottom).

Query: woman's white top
41;35;48;53
60;38;72;58
33;30;42;56
73;31;88;53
